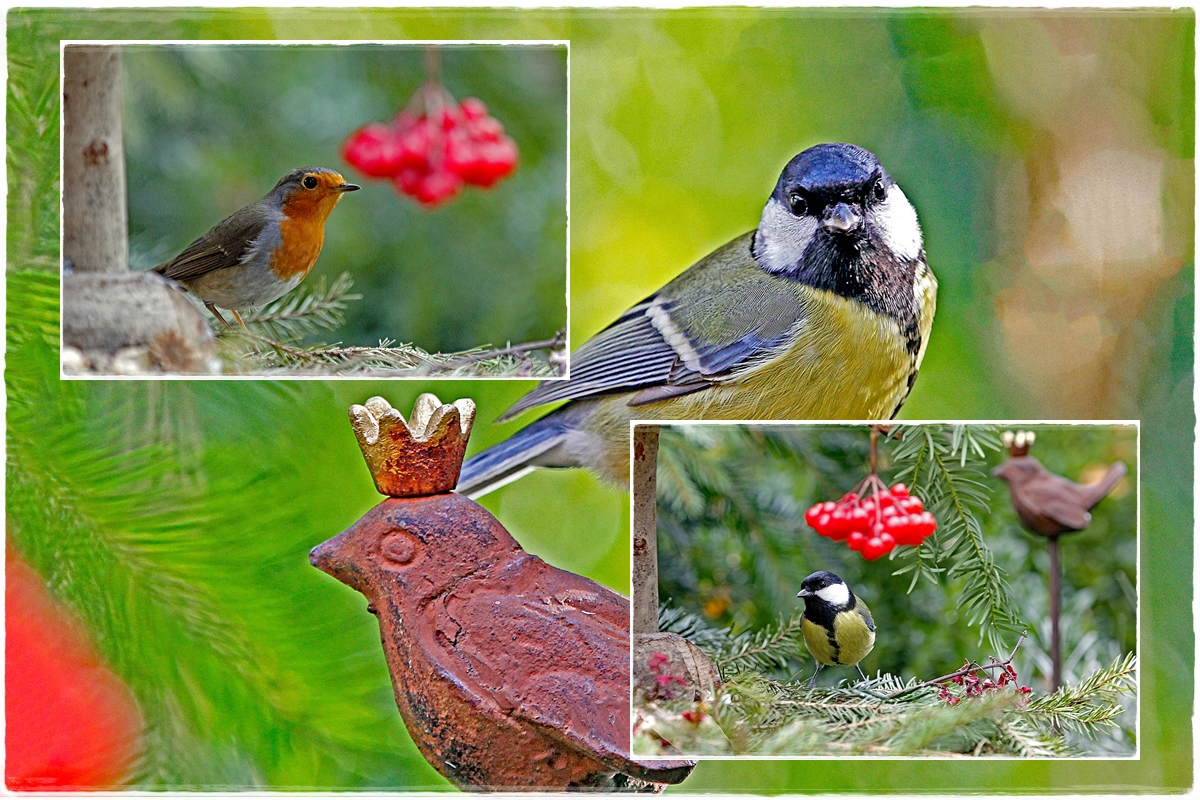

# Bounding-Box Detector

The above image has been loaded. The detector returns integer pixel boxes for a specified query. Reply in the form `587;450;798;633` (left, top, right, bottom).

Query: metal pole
1048;534;1061;692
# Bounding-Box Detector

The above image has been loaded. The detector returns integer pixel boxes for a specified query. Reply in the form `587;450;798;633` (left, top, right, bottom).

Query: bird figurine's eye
380;530;420;567
787;193;808;216
302;175;319;190
871;179;886;203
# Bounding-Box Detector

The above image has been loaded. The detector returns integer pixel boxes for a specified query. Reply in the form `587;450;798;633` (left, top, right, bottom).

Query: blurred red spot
6;552;143;790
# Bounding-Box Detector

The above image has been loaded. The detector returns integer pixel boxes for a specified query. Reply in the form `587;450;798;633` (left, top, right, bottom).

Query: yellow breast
801;612;875;666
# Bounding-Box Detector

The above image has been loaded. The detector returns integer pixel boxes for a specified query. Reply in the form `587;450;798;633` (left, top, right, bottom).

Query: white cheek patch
755;198;818;273
816;582;850;607
870;185;923;261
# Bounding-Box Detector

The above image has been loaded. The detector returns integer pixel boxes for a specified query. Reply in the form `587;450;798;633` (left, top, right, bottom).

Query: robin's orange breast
270;211;327;281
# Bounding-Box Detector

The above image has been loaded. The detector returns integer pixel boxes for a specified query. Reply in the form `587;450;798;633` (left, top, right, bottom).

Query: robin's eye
872;179;886;203
302;175;319;190
788;193;808;216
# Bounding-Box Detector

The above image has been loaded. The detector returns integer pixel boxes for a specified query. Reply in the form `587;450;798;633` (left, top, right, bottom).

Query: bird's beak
797;588;812;598
821;202;861;234
309;537;340;575
334;183;361;193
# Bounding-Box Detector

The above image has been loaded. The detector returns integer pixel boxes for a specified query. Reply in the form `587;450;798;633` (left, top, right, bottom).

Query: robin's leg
856;664;868;682
204;302;234;331
230;309;248;331
807;663;823;688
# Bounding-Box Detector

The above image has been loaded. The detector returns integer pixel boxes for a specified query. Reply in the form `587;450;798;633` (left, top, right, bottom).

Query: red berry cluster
936;660;1032;706
804;479;937;561
342;87;518;208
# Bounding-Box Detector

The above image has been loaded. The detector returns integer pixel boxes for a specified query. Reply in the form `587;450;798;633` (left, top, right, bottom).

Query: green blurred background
7;6;1192;793
123;43;567;351
654;423;1138;755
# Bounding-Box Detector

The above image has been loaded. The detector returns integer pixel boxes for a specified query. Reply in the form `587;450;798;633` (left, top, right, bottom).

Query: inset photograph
61;41;567;377
631;422;1137;758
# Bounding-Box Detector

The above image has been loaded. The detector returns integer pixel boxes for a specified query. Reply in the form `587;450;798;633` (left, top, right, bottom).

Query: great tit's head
797;570;852;608
752;143;923;280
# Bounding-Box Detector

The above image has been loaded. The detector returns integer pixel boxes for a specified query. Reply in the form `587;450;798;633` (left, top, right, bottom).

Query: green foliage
890;425;1025;651
211;272;564;377
638;611;1136;758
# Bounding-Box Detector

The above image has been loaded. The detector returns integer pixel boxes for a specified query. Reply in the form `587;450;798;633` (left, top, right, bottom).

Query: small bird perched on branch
457;143;936;496
797;571;876;687
154;167;359;330
991;455;1127;536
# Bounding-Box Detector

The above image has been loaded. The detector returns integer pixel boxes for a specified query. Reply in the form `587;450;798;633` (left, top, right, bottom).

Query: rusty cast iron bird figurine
991;431;1126;536
309;395;694;791
991;430;1126;691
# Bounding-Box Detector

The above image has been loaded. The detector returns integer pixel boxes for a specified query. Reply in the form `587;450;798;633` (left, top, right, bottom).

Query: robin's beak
797;588;812;598
334;182;361;193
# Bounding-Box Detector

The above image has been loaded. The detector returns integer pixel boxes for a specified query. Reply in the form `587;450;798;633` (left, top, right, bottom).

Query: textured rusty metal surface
348;394;475;497
311;491;695;791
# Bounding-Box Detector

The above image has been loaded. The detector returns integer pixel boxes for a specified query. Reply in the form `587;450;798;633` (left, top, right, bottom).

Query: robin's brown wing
441;556;691;783
155;204;267;282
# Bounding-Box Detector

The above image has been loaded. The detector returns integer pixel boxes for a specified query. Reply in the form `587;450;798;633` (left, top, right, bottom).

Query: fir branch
890;424;1025;651
240;272;359;342
1020;653;1137;737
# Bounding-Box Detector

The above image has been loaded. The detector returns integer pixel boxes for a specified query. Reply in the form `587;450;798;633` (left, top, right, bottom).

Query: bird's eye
787;193;808;216
302;175;319;190
380;530;420;567
871;179;886;203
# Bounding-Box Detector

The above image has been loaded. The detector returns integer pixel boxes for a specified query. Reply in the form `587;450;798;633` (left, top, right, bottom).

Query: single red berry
397;119;434;170
413;168;463;207
891;483;909;497
342;122;407;178
804;505;823;528
395;166;427;196
846;530;867;551
861;537;886;560
878;493;896;509
877;531;896;554
459;97;489;121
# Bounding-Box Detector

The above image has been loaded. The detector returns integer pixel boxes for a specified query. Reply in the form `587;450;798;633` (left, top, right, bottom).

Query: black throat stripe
788;235;926;330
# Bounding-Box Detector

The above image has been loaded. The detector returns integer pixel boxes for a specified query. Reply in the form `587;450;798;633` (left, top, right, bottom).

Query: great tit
796;570;875;687
457;143;936;496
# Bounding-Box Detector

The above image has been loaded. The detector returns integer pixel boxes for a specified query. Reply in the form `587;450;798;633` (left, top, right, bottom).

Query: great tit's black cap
800;570;845;591
774;143;886;204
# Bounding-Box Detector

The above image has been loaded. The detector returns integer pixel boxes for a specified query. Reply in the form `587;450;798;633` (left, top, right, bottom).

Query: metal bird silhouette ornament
309;394;694;791
991;430;1126;691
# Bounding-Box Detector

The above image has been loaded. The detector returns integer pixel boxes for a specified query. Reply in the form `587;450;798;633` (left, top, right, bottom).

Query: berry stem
883;633;1027;699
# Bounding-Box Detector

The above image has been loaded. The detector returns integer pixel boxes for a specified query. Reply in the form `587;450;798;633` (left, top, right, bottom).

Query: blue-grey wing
499;232;808;420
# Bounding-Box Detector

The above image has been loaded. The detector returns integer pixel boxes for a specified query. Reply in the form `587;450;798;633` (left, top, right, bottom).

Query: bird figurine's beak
821;202;861;233
335;182;361;193
797;588;812;598
309;537;339;574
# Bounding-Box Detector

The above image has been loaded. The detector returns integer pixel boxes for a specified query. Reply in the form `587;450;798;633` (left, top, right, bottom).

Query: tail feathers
1085;461;1127;509
456;418;569;499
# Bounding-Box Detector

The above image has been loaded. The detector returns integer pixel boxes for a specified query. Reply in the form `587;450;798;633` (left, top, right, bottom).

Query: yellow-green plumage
800;604;876;667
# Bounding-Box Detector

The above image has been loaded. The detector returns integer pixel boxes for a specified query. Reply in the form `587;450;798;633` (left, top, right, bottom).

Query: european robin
154;166;360;330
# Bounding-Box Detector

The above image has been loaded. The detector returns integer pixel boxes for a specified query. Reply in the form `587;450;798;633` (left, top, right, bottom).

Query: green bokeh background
6;6;1193;793
121;43;568;351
